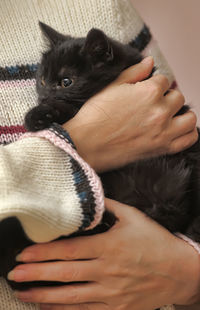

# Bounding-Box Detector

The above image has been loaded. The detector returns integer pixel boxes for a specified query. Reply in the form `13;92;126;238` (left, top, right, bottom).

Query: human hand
9;199;200;310
63;57;198;172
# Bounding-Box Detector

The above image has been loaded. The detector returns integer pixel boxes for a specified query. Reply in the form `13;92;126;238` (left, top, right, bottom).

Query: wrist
169;236;200;306
62;118;100;172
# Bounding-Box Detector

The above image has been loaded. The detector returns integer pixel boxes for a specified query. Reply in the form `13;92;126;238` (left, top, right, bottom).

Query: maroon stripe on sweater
0;125;26;145
0;126;27;144
0;125;26;135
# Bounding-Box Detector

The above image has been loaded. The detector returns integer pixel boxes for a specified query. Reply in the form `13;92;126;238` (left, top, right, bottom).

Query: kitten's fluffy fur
1;22;200;291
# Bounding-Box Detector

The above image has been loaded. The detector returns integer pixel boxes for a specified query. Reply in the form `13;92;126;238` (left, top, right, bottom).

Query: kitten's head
37;22;142;120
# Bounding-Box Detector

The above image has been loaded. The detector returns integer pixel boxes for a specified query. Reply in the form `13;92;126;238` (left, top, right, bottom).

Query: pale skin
8;57;200;309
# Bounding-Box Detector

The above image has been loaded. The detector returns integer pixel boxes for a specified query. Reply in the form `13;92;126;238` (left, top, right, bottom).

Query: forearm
0;125;104;243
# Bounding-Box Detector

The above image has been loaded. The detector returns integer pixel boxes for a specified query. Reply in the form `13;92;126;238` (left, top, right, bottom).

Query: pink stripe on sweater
21;131;105;230
0;79;35;88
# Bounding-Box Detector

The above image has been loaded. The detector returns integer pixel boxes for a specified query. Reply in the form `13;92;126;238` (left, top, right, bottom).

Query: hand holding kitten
13;199;200;309
63;57;197;172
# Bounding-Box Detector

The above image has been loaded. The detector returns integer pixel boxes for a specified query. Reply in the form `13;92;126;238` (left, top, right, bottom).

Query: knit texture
0;0;188;309
0;127;104;243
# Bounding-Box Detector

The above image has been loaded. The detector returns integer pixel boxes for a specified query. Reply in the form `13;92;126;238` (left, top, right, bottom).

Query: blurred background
132;0;200;123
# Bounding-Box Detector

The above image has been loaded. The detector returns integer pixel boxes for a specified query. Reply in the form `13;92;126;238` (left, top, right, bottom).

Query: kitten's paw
24;104;60;132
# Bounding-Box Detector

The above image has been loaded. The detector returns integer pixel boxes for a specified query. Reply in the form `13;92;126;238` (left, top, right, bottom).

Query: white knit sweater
0;0;194;309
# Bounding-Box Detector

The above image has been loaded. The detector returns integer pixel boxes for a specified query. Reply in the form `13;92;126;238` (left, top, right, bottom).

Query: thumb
104;198;134;220
113;56;154;85
105;198;149;225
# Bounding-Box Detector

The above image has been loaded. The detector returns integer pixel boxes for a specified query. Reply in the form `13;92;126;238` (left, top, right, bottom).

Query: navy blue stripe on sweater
129;24;152;52
49;123;96;230
70;157;96;230
0;63;38;81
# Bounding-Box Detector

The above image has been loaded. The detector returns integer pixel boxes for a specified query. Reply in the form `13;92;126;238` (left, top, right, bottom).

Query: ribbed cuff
49;123;76;150
21;124;105;232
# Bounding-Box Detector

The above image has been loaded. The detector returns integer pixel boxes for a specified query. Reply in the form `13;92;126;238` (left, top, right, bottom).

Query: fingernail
141;56;153;64
16;251;34;262
15;254;22;262
7;269;27;281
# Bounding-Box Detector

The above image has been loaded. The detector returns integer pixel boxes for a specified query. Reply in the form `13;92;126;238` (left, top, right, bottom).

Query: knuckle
68;286;81;304
152;107;168;125
148;80;162;97
172;130;199;154
62;241;78;260
62;263;78;282
191;129;198;143
157;74;169;85
105;264;118;277
189;112;197;127
174;90;185;103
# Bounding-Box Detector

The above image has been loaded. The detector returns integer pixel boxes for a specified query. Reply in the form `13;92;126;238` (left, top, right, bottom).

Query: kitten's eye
61;78;72;88
41;77;45;86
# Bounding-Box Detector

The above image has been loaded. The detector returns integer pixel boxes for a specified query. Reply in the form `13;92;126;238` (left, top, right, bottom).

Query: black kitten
25;22;143;131
2;23;200;291
25;22;200;239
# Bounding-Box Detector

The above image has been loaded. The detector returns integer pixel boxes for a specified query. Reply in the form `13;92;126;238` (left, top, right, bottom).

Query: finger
169;128;198;154
8;260;100;283
144;74;170;97
113;56;154;85
16;235;104;262
164;89;185;117
15;283;103;304
167;111;197;140
40;302;108;310
104;198;144;223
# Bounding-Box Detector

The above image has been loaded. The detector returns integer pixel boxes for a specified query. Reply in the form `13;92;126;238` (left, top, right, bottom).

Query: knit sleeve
0;124;104;243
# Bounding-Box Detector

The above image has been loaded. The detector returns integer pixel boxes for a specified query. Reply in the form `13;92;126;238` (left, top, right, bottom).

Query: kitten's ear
82;28;114;64
39;21;71;46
